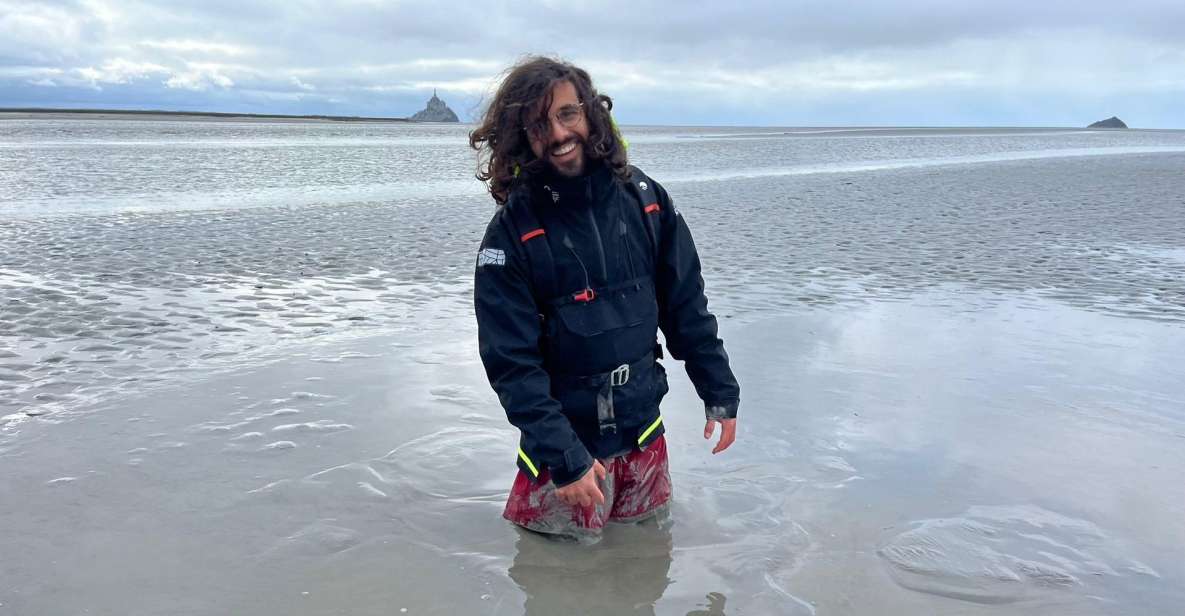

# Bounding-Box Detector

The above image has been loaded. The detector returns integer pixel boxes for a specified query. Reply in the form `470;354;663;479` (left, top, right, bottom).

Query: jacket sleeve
473;213;594;486
651;181;741;420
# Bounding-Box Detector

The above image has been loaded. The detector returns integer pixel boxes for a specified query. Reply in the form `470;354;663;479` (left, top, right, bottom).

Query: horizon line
2;107;1168;130
0;107;411;123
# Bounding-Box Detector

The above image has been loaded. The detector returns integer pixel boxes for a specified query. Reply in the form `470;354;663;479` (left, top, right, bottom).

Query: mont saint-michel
409;90;459;122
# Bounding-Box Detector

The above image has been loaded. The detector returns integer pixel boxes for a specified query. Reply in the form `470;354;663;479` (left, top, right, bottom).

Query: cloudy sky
2;0;1184;127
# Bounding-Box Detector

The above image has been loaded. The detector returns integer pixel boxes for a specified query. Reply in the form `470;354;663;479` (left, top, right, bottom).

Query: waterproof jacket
474;162;740;487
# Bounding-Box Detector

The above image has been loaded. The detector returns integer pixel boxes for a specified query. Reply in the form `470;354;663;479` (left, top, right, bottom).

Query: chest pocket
546;278;659;376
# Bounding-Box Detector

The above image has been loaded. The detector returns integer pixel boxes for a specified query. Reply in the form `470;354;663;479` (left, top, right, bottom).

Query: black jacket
474;162;739;486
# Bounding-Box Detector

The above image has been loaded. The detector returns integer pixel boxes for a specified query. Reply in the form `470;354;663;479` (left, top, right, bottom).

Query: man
470;56;740;538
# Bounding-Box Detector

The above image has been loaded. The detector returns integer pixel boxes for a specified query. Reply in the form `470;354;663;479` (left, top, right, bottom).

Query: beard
545;136;588;178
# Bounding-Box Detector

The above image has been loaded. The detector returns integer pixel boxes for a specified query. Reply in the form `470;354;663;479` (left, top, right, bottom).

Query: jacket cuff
549;443;594;487
705;399;739;420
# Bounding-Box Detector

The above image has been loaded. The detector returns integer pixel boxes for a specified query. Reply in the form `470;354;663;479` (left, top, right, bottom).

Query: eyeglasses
524;102;584;139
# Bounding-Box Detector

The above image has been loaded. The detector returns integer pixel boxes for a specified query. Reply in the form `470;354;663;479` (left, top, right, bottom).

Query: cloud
1;0;1183;126
138;39;252;57
75;58;168;86
164;67;234;91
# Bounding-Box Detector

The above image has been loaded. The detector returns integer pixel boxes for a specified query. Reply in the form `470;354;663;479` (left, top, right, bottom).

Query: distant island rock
409;90;459;122
1088;116;1128;129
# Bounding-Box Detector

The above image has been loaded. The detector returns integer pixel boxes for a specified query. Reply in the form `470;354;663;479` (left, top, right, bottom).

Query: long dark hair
469;56;629;204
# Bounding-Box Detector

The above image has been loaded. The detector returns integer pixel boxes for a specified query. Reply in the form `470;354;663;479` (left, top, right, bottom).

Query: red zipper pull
573;288;596;302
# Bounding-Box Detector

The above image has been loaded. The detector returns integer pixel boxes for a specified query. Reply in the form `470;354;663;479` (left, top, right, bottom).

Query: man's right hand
555;460;607;508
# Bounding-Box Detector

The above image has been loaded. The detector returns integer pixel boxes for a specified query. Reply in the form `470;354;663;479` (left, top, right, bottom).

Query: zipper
586;207;608;283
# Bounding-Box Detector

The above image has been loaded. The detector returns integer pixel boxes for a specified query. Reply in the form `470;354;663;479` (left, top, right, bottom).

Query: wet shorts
503;435;672;537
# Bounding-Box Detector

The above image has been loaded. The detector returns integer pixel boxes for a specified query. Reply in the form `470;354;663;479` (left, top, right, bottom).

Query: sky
2;0;1184;127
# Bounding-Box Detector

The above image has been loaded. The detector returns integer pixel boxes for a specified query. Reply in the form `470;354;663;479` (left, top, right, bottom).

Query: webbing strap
505;192;559;302
626;165;661;266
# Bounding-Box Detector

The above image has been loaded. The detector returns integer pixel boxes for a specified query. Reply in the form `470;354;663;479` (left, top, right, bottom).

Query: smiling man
470;56;740;539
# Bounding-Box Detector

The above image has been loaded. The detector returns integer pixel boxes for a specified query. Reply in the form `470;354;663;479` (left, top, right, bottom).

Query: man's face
527;80;589;178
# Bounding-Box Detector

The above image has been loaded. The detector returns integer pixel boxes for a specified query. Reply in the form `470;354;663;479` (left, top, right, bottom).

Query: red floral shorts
503;435;672;537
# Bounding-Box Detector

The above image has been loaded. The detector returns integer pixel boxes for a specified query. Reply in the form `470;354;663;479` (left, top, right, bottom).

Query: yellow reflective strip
637;415;663;445
517;448;539;477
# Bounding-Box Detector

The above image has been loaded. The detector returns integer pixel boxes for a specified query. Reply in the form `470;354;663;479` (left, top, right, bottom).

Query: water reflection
509;523;674;616
685;592;728;615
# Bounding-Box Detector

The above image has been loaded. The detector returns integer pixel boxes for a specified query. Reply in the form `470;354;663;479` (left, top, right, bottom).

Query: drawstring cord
562;233;593;296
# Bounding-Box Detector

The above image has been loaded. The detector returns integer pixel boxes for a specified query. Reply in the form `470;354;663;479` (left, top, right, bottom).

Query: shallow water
0;294;1181;614
1;118;1183;614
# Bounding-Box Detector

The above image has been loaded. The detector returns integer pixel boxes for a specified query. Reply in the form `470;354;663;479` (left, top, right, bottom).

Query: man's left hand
704;418;737;454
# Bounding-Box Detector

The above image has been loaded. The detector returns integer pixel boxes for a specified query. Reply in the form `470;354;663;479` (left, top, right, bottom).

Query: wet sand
0;292;1181;615
4;153;1184;422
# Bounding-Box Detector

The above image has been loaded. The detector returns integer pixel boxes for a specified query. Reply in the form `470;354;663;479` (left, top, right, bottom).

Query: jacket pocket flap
554;280;656;337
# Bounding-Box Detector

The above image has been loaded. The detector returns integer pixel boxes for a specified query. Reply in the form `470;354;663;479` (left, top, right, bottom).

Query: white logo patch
639;181;648;191
477;248;505;267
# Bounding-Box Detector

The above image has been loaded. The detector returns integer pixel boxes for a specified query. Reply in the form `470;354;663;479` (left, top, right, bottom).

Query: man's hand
704;418;737;454
555;460;607;508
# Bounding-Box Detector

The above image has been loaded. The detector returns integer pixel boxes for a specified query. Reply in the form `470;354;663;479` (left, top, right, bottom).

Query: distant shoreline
0;108;411;123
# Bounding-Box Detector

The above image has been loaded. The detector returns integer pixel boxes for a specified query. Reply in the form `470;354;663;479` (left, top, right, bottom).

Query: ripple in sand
428;385;481;408
878;504;1156;604
310;351;380;363
271;420;353;433
190;422;246;434
289;391;333;401
259;440;297;451
0;370;30;382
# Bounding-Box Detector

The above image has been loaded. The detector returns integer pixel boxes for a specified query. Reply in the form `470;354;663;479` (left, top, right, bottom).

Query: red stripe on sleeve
520;229;546;242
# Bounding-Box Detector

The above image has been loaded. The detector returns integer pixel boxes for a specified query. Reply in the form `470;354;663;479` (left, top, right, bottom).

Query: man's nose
548;117;572;143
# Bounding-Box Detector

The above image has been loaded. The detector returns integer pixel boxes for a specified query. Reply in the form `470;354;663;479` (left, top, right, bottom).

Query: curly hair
469;56;629;204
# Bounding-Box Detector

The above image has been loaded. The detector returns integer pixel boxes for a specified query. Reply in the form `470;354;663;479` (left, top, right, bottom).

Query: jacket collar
529;161;614;207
